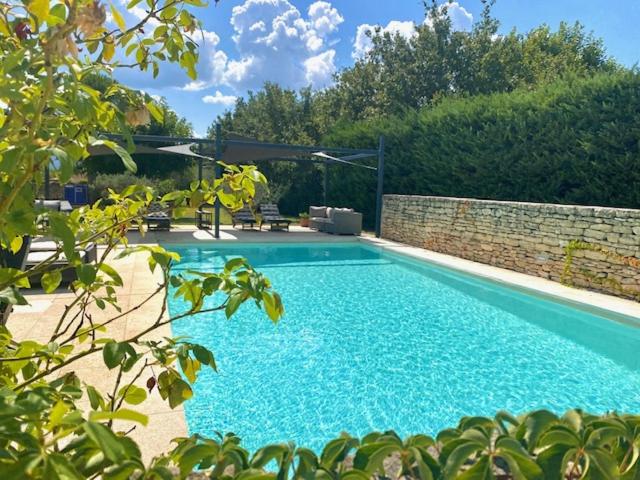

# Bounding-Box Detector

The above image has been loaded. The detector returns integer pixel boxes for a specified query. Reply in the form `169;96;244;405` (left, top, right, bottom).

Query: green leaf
28;0;49;21
262;292;283;323
45;453;84;480
76;264;96;285
225;294;243;319
496;437;543;480
49;216;76;260
86;385;104;410
536;443;570;480
118;385;147;405
320;436;358;470
457;455;494;480
9;235;23;254
83;422;127;463
586;448;620;480
109;2;126;30
89;409;149;426
40;270;61;293
146;101;164;123
94;139;137;173
443;441;484;479
235;469;276;480
103;341;124;369
178;444;219;477
339;470;371;480
353;442;400;473
251;444;290;469
0;286;28;306
157;370;193;409
192;344;217;371
99;263;123;286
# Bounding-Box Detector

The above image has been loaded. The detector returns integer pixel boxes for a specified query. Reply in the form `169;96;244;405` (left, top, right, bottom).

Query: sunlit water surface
167;243;640;451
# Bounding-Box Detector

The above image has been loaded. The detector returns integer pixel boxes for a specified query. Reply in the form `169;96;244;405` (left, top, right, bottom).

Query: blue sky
113;0;640;136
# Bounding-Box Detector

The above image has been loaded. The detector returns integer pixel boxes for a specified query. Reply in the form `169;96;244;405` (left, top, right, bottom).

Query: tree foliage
320;1;618;123
211;2;622;217
325;71;640;224
0;0;285;478
212;83;324;214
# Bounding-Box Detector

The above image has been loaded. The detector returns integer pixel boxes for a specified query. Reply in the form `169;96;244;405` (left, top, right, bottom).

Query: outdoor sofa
309;206;362;235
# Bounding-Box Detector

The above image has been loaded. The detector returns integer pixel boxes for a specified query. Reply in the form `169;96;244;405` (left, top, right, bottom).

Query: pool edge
358;236;640;325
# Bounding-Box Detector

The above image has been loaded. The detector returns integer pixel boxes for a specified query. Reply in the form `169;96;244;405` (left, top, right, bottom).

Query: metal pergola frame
83;123;385;238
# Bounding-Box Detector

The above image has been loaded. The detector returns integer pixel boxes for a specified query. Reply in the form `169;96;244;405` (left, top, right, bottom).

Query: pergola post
197;158;203;183
214;123;222;239
323;160;328;205
375;135;385;238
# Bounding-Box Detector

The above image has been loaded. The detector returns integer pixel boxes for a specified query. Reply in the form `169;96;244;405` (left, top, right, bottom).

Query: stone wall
381;195;640;299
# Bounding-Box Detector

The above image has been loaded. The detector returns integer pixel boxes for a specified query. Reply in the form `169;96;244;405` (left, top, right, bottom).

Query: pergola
76;123;385;238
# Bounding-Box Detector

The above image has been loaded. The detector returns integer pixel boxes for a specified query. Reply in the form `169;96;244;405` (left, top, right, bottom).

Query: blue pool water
167;243;640;451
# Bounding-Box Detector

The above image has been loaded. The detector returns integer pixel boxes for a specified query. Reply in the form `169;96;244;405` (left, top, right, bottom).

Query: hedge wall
324;72;640;227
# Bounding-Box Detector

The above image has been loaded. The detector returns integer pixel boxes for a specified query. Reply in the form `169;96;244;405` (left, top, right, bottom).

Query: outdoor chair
195;203;215;230
232;206;258;230
144;202;171;231
259;204;291;231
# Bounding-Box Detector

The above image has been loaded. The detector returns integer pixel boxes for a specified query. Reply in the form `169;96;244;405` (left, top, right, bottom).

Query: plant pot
299;217;309;227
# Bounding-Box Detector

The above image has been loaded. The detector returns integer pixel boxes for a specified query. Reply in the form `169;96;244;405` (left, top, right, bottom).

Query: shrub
325;72;640;226
90;173;178;202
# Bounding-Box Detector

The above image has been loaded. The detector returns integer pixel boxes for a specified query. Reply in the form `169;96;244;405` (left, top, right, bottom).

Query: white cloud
304;49;336;88
353;1;473;59
353;20;416;59
425;1;473;31
185;0;343;93
202;90;238;106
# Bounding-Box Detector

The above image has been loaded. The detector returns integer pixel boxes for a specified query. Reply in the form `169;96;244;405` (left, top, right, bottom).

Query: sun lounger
259;204;291;231
25;240;97;286
232;206;258;230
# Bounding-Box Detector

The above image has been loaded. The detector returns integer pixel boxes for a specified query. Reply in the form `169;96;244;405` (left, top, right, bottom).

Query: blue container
64;184;88;205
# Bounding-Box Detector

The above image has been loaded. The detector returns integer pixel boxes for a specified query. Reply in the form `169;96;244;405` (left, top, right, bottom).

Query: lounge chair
232;206;258;230
259;204;291;231
25;240;97;286
144;202;171;231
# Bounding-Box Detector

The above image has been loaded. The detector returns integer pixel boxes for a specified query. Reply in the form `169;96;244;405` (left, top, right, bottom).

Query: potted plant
299;212;310;227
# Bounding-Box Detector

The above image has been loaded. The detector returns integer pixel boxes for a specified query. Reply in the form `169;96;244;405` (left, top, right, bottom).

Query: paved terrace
7;225;640;461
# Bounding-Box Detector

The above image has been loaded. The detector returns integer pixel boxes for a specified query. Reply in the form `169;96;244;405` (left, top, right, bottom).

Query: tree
0;0;283;477
215;1;621;217
211;83;325;214
81;75;195;179
323;1;618;123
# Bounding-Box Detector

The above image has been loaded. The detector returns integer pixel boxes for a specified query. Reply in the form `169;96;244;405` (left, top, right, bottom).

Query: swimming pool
167;242;640;451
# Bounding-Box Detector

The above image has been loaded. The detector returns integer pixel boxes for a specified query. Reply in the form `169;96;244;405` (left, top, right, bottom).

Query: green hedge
324;72;640;226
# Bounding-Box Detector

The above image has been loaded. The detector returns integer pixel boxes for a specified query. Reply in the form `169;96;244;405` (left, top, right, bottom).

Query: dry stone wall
381;195;640;299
